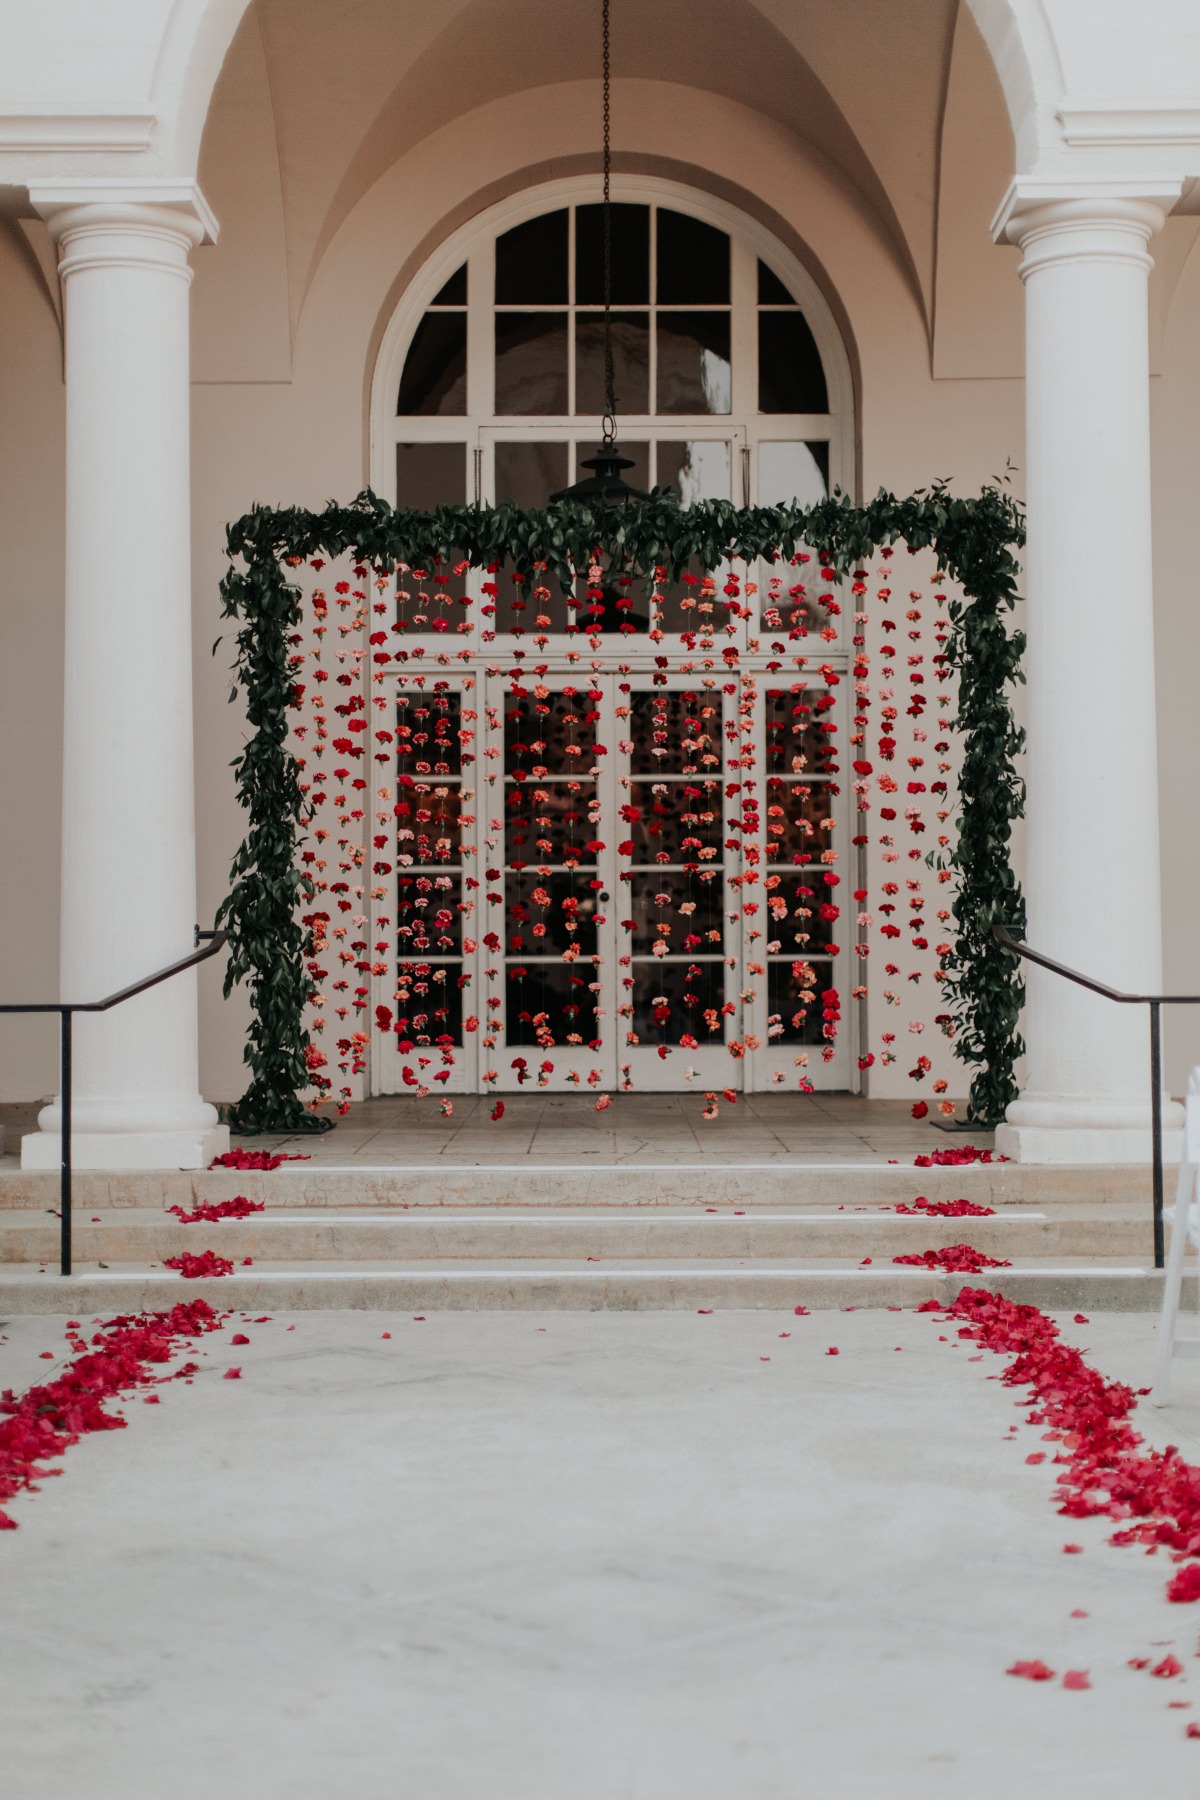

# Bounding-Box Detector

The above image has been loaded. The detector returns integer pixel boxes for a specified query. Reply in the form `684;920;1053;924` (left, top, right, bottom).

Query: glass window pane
631;961;726;1045
505;871;601;956
431;264;467;305
504;689;599;772
506;963;600;1049
495;313;569;413
625;779;724;861
394;962;463;1047
656;210;730;303
395;442;466;510
757;259;795;304
656;313;731;413
629;871;724;954
397;313;467;415
495;211;568;303
576;203;650;302
767;957;832;1045
655;440;731;503
397;871;463;949
765;688;839;775
629;691;723;774
758;441;828;508
495;441;568;509
575;311;649;413
759;311;828;412
395;692;462;776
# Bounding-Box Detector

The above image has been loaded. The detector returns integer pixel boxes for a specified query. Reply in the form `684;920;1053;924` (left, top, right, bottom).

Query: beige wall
6;2;1198;1105
0;223;63;1099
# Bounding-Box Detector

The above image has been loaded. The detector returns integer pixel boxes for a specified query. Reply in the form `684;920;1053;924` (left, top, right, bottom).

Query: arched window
374;181;850;544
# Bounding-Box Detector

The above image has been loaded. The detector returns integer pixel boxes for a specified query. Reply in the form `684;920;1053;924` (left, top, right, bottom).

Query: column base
20;1124;230;1171
995;1122;1183;1165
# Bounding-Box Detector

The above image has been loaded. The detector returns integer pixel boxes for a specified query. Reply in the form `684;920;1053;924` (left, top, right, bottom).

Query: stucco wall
4;3;1198;1107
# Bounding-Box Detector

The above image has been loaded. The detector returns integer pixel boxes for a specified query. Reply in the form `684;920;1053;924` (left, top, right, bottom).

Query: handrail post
60;1008;72;1278
1150;1000;1164;1270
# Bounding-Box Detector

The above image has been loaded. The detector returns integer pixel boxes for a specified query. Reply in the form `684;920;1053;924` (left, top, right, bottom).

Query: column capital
991;175;1181;253
28;177;218;247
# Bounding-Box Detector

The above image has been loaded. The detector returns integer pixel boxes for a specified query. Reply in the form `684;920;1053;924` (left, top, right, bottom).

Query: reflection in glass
495;441;568;509
495;211;568;303
575;312;649;414
576;203;649;303
495;314;569;414
397;313;467;415
759;311;828;412
657;313;731;413
656;440;730;503
758;441;828;509
396;442;466;511
656;210;730;303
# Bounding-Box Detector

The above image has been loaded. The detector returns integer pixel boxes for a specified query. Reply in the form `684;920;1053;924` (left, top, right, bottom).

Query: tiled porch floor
244;1093;991;1166
0;1092;989;1168
258;1093;984;1166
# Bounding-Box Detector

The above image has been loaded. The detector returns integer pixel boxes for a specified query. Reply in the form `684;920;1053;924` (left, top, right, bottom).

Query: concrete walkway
2;1306;1199;1797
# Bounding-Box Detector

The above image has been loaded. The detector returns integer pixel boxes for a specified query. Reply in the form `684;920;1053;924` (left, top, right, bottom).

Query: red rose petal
1168;1564;1200;1603
1152;1655;1184;1679
1063;1544;1084;1554
230;1333;250;1346
826;1347;840;1356
1007;1659;1055;1681
223;1368;242;1381
1062;1670;1091;1690
1187;1722;1200;1737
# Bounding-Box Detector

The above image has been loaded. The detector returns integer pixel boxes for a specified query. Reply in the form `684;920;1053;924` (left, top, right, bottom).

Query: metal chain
601;0;616;443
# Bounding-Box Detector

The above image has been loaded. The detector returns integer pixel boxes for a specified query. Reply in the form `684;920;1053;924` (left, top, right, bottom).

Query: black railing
0;927;228;1276
994;924;1200;1268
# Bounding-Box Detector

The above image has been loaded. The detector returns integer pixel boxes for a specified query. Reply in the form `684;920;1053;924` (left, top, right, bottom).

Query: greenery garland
219;482;1024;1132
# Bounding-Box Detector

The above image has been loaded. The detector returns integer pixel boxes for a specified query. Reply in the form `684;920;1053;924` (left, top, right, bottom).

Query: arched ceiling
204;0;967;332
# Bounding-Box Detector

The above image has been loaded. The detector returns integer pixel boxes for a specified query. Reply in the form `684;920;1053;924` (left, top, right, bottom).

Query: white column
993;183;1182;1163
22;189;228;1170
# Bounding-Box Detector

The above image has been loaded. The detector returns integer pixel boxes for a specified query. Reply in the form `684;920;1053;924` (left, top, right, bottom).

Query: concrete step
0;1161;1165;1211
0;1259;1167;1314
0;1206;1170;1263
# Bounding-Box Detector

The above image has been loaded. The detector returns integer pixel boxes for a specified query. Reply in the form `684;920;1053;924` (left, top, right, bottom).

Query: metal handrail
994;923;1200;1268
0;927;228;1275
